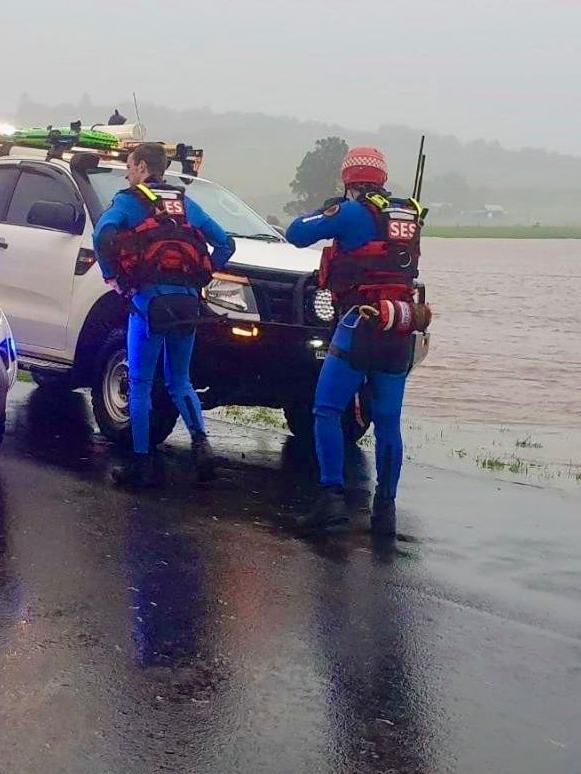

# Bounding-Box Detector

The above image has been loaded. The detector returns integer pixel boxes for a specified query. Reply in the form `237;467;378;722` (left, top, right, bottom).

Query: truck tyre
283;402;313;441
284;387;371;445
91;327;178;447
31;370;71;390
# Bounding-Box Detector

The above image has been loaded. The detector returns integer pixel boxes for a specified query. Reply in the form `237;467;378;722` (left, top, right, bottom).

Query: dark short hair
129;143;168;178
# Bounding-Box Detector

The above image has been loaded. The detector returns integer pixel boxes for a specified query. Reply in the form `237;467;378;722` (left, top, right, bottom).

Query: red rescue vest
318;193;425;306
115;184;213;290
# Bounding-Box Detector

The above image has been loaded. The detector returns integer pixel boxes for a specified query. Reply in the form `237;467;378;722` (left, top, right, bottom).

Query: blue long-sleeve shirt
93;180;235;313
286;200;379;251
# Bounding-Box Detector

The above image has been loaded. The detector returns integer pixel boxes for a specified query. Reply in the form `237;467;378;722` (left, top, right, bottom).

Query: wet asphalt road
0;383;580;774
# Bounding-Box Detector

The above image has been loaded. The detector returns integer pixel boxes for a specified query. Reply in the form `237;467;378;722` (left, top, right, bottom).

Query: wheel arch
72;291;129;386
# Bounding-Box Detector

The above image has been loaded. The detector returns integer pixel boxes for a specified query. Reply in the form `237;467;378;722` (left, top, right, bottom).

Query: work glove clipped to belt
359;300;432;334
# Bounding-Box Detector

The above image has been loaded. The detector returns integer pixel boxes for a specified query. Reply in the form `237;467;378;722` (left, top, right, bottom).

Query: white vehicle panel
0;223;80;351
227;239;320;273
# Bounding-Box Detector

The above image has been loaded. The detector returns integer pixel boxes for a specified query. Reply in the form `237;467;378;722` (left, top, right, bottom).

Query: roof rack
0;124;204;176
116;141;204;176
0;131;78;161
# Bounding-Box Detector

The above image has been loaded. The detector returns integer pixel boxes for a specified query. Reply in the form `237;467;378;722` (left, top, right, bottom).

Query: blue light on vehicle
0;338;9;368
0;336;16;365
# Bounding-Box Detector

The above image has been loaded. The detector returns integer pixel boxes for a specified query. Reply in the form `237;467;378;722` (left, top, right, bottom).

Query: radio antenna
412;135;425;199
132;92;144;139
417;152;426;201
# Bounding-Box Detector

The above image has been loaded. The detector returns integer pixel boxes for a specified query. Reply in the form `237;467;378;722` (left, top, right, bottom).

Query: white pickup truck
0;135;428;446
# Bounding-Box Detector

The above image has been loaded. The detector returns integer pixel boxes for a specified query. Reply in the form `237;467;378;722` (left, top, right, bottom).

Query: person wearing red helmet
286;146;430;537
341;146;389;188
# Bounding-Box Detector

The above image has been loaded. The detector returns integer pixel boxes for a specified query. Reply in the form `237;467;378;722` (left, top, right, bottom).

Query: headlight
311;289;335;323
204;276;260;321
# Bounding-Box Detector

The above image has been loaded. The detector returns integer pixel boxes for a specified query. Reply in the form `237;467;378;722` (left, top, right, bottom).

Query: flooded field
407;238;581;428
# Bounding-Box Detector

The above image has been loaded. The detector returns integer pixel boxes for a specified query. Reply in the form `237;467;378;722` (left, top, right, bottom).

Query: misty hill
15;97;581;224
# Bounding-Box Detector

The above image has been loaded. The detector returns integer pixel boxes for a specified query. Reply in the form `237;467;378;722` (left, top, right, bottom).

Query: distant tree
79;92;92;112
285;136;348;216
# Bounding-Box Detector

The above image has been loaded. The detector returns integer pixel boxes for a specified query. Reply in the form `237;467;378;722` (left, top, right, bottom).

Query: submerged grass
206;408;581;487
515;435;543;449
477;456;507;471
477;455;532;475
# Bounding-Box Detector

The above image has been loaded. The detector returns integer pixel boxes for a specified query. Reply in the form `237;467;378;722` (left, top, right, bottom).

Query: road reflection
11;386;97;472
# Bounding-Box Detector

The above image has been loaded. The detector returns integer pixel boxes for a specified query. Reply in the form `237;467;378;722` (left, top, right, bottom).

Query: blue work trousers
314;312;407;500
127;311;205;453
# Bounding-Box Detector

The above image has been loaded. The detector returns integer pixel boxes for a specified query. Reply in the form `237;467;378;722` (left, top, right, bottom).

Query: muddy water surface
407;238;581;427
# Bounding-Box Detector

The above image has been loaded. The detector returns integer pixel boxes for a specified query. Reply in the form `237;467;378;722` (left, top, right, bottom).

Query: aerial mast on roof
132;93;145;140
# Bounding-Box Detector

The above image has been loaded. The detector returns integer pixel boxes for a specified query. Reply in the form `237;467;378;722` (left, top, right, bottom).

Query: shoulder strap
135;183;159;203
364;191;391;211
357;190;391;237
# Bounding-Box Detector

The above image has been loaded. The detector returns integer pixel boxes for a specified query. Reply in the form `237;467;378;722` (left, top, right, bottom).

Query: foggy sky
2;0;580;156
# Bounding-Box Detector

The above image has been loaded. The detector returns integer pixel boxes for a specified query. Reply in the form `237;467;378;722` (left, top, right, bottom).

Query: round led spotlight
313;289;335;323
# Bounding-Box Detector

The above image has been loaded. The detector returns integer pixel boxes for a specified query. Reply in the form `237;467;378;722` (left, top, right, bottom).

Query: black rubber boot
296;486;350;535
191;432;216;482
111;453;159;488
370;493;396;537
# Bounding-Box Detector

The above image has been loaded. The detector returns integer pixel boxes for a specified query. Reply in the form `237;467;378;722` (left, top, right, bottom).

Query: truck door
0;162;84;352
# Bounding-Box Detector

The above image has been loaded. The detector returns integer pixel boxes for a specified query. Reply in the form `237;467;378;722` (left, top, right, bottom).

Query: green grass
219;405;288;431
477;454;532;476
424;225;581;239
477;456;507;471
17;371;32;383
508;459;530;475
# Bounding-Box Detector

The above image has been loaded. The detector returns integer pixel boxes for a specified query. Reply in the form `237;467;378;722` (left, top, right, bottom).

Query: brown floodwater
406;238;581;428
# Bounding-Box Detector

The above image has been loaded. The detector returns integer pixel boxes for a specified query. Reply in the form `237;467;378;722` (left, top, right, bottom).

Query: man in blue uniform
94;143;235;487
286;146;430;536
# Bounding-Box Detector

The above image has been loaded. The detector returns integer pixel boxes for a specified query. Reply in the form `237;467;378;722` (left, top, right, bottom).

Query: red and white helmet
341;146;388;187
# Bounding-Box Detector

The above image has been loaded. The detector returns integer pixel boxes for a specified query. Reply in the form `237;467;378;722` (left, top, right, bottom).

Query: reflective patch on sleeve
323;204;340;217
301;213;325;223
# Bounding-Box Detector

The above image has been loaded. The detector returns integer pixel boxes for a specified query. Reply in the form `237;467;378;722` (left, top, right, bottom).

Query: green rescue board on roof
0;126;119;150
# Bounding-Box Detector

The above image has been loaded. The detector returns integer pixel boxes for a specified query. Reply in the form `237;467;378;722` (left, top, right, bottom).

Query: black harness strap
329;343;349;361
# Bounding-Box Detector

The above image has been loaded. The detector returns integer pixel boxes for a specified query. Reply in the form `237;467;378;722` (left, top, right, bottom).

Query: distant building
483;204;506;219
455;204;507;225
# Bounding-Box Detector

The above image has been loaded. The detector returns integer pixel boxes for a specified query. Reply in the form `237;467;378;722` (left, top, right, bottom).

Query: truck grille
229;265;326;326
250;276;295;323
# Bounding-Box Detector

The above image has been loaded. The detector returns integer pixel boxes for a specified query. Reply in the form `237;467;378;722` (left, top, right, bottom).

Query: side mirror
27;200;85;234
